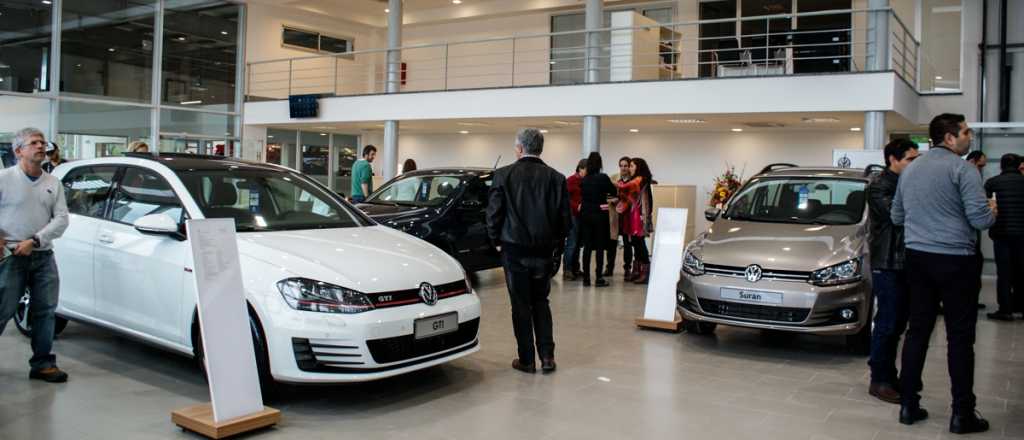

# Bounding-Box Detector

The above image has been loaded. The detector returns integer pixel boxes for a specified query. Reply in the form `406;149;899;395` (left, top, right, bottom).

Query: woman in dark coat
579;152;617;287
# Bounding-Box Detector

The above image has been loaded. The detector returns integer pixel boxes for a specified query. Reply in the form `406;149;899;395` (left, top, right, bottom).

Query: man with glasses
866;139;918;404
0;127;70;383
892;114;996;434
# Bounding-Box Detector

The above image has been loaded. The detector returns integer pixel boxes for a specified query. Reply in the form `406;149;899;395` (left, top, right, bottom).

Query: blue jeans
868;269;909;385
563;216;580;273
0;250;61;371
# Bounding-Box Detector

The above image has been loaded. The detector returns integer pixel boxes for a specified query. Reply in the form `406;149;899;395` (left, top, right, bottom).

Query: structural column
382;0;402;179
582;0;603;156
864;0;889;151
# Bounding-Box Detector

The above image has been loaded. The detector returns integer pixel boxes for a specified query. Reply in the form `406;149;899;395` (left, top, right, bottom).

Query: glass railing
246;8;920;102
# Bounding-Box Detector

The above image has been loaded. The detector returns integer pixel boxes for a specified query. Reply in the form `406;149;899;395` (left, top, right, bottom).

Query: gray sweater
0;166;69;251
892;147;995;255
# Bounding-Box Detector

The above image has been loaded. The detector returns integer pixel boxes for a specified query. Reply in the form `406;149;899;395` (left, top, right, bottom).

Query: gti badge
745;265;763;283
419;282;438;306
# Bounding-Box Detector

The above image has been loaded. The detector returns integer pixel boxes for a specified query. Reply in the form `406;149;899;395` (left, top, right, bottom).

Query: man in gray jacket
892;114;997;434
0;127;70;383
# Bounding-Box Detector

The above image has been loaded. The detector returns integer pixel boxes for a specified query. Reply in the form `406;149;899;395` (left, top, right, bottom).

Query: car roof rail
757;163;799;174
863;164;886;176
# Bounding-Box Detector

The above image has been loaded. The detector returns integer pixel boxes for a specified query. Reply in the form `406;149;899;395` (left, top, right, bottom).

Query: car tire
14;291;69;337
192;310;281;401
684;320;717;335
846;303;873;356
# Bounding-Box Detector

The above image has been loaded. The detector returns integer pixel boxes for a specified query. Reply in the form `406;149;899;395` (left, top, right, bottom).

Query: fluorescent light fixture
320;133;327;136
801;117;840;124
850;127;862;132
730;128;743;132
107;48;116;52
220;30;229;35
459;130;470;134
267;135;274;138
539;129;549;133
629;129;640;133
180;100;202;105
452;0;462;3
935;76;943;80
668;119;706;124
176;36;186;41
41;0;52;4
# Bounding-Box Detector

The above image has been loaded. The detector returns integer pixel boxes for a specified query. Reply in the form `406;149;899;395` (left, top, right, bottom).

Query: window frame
61;165;124;220
281;25;355;57
106;165;189;227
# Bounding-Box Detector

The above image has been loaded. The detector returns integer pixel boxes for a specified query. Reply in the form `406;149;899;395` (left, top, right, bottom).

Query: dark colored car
356;168;501;272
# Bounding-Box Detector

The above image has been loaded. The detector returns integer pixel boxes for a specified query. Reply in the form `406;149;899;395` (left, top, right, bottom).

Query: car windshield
365;174;465;208
177;168;369;232
724;177;867;225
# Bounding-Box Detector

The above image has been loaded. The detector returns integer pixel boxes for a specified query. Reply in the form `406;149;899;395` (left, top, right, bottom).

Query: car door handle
97;233;114;244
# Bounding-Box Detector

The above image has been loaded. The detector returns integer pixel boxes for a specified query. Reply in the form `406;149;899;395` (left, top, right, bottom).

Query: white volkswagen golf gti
22;153;481;392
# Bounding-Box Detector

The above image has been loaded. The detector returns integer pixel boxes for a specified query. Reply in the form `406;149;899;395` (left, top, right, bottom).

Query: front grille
367;318;480;364
293;338;366;372
698;298;810;323
704;264;811;283
365;280;469;309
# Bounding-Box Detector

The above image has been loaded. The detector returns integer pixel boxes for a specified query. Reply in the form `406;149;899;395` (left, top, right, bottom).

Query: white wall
361;129;863;231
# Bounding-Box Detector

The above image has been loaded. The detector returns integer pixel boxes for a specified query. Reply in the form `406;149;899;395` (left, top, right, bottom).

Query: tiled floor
2;268;1022;439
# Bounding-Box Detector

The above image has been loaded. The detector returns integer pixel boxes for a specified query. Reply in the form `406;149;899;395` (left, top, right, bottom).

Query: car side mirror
704;208;722;222
134;213;185;241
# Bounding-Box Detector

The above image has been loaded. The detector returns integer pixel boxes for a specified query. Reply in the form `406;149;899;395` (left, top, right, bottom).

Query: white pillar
382;0;402;180
583;0;603;156
864;111;886;150
867;0;890;71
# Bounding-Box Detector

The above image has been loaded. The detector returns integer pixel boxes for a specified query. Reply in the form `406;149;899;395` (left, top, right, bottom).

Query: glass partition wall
263;128;361;194
0;0;244;164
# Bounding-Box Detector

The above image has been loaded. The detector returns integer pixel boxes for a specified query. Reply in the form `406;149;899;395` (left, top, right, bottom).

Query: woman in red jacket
615;158;655;284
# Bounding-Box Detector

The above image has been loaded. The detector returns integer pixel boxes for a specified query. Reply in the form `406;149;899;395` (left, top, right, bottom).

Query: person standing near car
866;139;919;404
486;128;570;374
563;159;587;281
612;157;633;279
579;152;617;287
985;153;1024;321
350;145;377;203
892;113;997;433
0;127;70;383
42;142;67;174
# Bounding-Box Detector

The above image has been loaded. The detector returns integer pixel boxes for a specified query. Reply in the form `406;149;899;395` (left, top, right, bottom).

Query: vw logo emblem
419;282;438;306
745;265;763;283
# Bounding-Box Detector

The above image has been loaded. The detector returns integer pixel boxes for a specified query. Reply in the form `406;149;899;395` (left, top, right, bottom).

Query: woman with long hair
579;152;617;287
616;157;655;283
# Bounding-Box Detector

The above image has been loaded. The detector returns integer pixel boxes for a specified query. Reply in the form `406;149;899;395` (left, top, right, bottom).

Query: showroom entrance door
160;134;237;156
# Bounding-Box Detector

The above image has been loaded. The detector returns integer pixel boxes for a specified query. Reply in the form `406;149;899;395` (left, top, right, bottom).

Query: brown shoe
541;358;557;373
512;359;536;374
29;367;68;383
869;382;900;404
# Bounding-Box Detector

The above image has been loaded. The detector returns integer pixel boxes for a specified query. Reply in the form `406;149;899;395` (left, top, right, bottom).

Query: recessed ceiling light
41;0;52;4
320;133;327;136
220;30;229;35
176;36;186;41
452;0;462;3
935;76;943;80
539;129;549;133
459;130;470;134
629;129;640;133
668;119;706;124
731;128;744;132
801;117;840;124
850;127;862;132
268;135;275;139
107;48;116;52
384;8;389;13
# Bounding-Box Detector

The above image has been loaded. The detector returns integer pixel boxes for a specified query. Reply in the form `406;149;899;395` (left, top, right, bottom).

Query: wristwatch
31;236;41;248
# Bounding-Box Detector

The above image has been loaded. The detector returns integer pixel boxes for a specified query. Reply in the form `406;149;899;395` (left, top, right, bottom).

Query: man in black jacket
486;128;571;374
985;153;1024;321
867;138;919;404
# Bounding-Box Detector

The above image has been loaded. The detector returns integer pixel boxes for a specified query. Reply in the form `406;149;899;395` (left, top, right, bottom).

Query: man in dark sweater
892;113;997;434
866;139;919;404
985;153;1024;321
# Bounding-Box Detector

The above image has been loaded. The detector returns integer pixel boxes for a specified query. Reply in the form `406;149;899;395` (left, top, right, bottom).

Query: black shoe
899;406;929;425
987;311;1015;321
594;278;609;287
950;410;989;434
582;277;591;286
541;358;556;373
512;359;536;374
977;303;987;310
602;268;613;277
29;367;68;383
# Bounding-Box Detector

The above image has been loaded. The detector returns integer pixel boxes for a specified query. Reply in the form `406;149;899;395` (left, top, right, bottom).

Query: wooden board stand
172;403;280;439
635;311;684;332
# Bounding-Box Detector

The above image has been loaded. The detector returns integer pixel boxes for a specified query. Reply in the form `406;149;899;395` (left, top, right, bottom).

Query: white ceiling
268;112;921;135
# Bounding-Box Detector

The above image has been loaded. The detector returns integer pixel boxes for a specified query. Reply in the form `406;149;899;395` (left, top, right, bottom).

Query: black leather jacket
486;157;571;256
868;168;905;271
985;170;1024;238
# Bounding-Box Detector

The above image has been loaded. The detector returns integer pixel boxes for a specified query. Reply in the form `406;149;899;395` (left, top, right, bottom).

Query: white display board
832;149;884;169
187;219;264;423
641;208;688;323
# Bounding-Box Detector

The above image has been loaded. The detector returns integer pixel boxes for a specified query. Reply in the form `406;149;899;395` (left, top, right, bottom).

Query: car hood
236;226;462;293
691;218;866;271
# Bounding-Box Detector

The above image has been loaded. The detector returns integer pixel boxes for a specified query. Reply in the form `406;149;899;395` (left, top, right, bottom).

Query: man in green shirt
350;145;377;203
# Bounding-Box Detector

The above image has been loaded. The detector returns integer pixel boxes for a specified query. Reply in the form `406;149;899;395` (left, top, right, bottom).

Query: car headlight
682;249;704;276
276;278;374;314
810;259;862;286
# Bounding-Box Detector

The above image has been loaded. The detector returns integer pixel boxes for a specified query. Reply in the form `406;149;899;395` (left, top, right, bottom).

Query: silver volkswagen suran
677;164;874;354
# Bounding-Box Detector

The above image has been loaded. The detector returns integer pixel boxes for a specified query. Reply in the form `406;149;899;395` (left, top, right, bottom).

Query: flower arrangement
709;165;743;208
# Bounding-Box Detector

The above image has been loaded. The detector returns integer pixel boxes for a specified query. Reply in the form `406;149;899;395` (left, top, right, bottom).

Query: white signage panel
187;219;264;423
641;208;688;322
